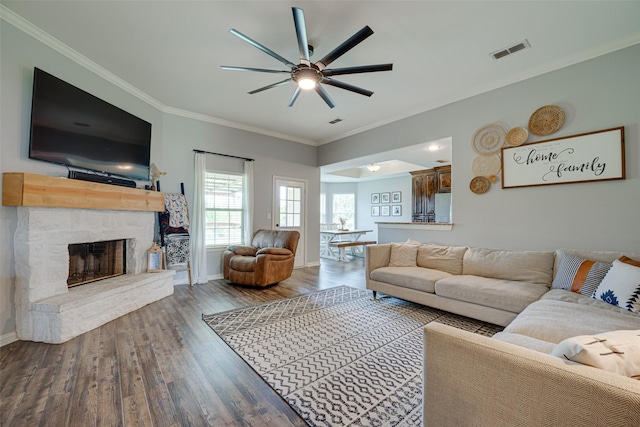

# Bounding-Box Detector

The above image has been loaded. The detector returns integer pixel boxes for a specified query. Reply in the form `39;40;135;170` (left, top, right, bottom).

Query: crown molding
162;106;316;146
1;5;314;145
1;5;165;111
318;33;640;146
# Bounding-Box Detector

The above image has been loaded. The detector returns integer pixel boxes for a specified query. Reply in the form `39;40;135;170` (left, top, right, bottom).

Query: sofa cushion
592;259;640;313
551;252;612;296
503;298;640;344
229;255;256;272
388;243;418;267
541;289;634;315
370;266;451;293
416;244;467;275
550;329;640;378
435;275;549;313
492;331;556;353
462;247;554;285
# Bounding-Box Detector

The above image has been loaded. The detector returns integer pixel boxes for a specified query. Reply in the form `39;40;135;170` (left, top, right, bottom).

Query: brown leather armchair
223;229;300;287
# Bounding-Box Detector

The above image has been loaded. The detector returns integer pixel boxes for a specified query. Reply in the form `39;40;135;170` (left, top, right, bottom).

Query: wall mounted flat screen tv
29;68;151;181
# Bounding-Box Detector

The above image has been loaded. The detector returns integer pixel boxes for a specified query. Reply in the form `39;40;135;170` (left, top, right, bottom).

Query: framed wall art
381;205;390;216
371;206;380;216
502;127;624;189
381;192;390;203
392;205;402;216
392;191;401;203
371;193;380;204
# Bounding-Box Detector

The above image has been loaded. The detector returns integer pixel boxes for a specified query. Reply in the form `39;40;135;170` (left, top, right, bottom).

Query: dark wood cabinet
435;165;451;193
410;169;437;222
411;165;452;222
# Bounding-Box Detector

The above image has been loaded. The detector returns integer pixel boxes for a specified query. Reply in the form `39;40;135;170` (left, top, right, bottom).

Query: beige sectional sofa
365;243;640;426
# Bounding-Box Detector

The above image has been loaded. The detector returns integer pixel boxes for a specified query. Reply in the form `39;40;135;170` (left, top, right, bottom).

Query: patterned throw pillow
621;255;640;268
592;259;640;313
552;253;612;296
550;330;640;379
388;243;418;267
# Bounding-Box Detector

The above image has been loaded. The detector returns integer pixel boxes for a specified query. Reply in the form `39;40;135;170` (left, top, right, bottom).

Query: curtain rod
193;149;254;162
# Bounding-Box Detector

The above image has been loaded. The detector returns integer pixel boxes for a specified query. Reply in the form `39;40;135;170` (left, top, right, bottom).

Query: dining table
320;229;373;261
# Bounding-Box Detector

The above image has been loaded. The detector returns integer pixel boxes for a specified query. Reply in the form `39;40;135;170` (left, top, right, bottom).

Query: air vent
436;159;449;164
328;118;343;125
491;39;530;60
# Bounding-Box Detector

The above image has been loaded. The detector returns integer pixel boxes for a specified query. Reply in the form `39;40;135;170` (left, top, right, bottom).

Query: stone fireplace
3;172;179;344
14;206;175;343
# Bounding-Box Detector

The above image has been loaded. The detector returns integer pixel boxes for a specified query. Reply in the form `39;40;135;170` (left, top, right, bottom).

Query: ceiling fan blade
321;78;374;97
315;85;336;109
287;87;301;107
292;7;311;66
229;29;296;69
316;26;374;70
323;63;393;76
221;66;291;74
248;78;293;94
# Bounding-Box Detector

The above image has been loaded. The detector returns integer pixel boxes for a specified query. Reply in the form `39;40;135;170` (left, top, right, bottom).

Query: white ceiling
2;1;640;179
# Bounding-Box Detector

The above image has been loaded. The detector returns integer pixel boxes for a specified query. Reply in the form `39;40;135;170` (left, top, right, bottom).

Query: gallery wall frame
371;193;380;204
392;191;401;203
381;192;390;203
501;127;624;189
381;205;390;216
392;205;402;216
371;206;380;216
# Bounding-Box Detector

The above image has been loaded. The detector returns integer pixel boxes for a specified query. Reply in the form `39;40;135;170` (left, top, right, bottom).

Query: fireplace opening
68;239;126;287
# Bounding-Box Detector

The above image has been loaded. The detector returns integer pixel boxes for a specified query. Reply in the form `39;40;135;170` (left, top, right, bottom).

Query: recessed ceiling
2;1;639;146
320;137;451;183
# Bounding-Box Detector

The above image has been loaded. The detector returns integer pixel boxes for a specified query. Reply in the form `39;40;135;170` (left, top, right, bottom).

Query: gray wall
319;44;640;253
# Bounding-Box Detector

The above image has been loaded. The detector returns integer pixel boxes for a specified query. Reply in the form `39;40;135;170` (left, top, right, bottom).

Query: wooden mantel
2;172;164;212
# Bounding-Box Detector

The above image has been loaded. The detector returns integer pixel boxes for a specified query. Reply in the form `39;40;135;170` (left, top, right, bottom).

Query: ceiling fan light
366;163;381;173
298;78;317;90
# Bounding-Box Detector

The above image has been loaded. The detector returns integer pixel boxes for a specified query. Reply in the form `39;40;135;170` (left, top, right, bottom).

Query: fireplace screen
68;240;126;287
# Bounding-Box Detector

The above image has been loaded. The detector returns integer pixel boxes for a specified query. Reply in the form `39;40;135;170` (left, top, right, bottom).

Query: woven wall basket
506;126;529;146
471;124;507;155
528;105;565;136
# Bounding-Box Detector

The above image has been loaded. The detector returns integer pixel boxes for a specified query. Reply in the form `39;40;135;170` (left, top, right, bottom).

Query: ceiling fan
221;7;393;109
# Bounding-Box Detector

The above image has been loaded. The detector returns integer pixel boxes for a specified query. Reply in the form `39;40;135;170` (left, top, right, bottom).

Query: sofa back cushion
463;247;554;285
417;244;467;275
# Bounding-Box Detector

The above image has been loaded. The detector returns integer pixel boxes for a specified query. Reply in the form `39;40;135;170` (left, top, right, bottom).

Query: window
332;193;355;229
205;172;245;247
278;185;302;227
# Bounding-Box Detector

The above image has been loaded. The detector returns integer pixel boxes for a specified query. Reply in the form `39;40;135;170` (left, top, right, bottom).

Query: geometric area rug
203;286;503;427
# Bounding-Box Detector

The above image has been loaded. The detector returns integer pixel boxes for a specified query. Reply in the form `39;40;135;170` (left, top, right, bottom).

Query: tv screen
29;68;151;181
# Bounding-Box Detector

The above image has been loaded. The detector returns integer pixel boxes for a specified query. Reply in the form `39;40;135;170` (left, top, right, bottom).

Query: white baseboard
0;331;18;347
305;261;321;267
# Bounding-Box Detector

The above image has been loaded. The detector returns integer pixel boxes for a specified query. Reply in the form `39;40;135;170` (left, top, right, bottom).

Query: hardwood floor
0;258;367;427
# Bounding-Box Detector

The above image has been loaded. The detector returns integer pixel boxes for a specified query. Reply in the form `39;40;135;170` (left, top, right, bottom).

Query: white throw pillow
550;330;640;379
389;243;418;267
591;259;640;312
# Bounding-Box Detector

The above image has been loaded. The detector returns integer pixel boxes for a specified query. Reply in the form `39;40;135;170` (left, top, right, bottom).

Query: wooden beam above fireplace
2;173;165;212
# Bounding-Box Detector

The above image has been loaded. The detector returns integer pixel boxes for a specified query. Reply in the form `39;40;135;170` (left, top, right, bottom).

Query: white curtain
191;152;208;284
243;160;254;245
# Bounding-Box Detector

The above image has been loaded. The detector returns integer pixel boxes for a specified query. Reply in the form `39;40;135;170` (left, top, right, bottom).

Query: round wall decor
472;154;501;177
505;126;529;146
470;176;491;194
471;124;507;155
528;105;565;136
